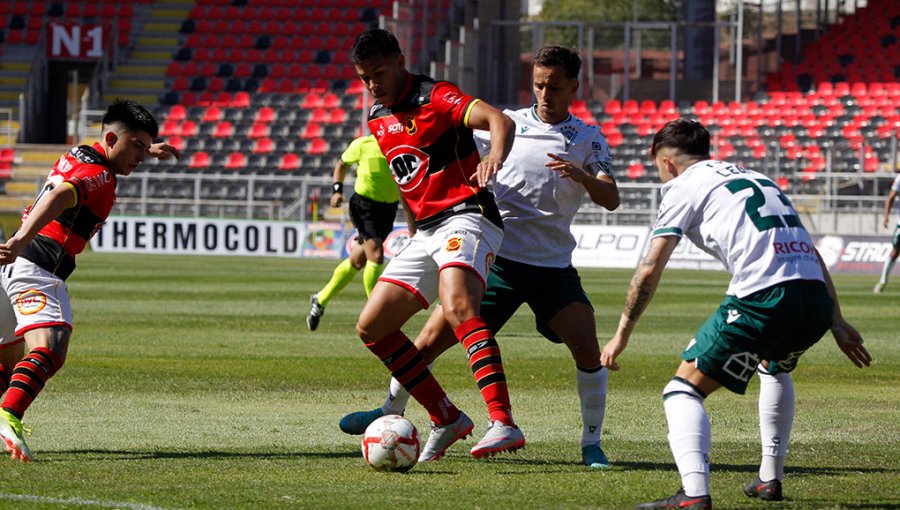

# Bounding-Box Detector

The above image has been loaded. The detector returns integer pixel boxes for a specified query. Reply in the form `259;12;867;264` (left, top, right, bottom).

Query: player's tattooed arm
602;236;679;370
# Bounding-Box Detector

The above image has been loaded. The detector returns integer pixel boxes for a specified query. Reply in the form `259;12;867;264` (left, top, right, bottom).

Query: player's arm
601;235;679;370
0;183;77;264
545;153;619;210
814;250;872;368
330;159;351;208
882;189;897;229
465;102;514;187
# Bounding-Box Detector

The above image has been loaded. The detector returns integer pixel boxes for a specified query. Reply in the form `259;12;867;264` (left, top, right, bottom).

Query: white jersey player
874;173;900;293
339;46;621;469
602;119;871;509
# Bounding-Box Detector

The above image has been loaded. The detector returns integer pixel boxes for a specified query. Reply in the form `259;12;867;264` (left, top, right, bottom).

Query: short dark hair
351;28;402;64
102;99;158;139
650;118;710;158
534;46;581;79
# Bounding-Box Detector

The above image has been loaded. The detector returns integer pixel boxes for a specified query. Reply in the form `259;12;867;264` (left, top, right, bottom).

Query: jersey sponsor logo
592;141;604;152
726;309;741;324
386;122;404;135
385;145;429;192
15;289;47;315
520;125;530;134
772;241;814;254
772;349;806;372
445;236;463;252
722;351;760;382
441;90;463;106
485;251;495;269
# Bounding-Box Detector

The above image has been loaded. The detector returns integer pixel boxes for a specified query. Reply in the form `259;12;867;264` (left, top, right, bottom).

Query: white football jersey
652;160;824;298
892;174;900;223
475;106;613;267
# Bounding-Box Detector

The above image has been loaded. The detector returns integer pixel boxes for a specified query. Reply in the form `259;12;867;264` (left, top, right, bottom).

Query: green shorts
481;256;593;343
683;279;834;394
892;224;900;249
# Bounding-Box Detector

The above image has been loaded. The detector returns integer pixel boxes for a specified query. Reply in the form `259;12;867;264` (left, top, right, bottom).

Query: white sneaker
874;282;886;294
0;410;32;462
417;411;474;462
470;421;525;458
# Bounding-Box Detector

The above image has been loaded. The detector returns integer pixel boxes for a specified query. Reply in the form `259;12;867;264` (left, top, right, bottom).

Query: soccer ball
361;415;420;472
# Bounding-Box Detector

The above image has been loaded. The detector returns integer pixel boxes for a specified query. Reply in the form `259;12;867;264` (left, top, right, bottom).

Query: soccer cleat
873;282;885;294
635;488;712;509
418;411;474;462
306;294;325;331
0;410;32;462
470;420;526;458
339;408;385;435
743;476;784;501
582;443;610;468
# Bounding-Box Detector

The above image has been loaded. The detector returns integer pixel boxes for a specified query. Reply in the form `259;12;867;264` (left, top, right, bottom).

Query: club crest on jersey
445;236;463;252
15;289;47;315
385;145;429;191
485;251;495;268
561;125;578;151
404;116;417;135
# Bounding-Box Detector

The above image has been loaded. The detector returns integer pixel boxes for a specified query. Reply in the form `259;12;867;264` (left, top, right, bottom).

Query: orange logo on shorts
445;236;463;252
485;252;495;268
16;289;47;315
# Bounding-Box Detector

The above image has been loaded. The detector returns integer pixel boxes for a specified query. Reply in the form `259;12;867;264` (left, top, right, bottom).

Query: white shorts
380;213;502;307
1;258;73;338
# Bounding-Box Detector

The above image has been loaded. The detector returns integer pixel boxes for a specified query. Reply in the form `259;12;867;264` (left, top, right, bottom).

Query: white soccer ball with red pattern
361;415;420;472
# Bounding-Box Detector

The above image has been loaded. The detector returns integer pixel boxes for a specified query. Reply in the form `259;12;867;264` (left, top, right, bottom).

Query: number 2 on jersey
725;178;802;232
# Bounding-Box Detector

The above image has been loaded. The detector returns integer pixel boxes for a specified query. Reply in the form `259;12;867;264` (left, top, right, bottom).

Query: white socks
757;367;794;482
663;378;711;498
576;365;607;447
380;363;433;415
879;257;896;285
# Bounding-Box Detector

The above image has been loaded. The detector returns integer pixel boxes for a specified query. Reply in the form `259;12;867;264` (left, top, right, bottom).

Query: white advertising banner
90;216;317;257
570;225;650;268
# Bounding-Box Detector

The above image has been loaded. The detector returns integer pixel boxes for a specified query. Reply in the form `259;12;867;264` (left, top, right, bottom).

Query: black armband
332;182;343;194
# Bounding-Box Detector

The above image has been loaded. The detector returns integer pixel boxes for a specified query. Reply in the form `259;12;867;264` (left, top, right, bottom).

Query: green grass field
0;253;897;509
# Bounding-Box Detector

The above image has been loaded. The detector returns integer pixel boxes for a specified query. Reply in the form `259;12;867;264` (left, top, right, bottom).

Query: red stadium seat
301;123;323;139
201;106;223;122
212;121;234;138
224;152;247;170
307;138;329;155
189;151;210;169
279;153;300;171
626;163;645;180
253;137;274;154
249;122;270;138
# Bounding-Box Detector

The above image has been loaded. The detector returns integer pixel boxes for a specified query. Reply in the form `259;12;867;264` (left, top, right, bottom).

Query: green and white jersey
652;159;824;298
892;174;900;224
474;106;613;267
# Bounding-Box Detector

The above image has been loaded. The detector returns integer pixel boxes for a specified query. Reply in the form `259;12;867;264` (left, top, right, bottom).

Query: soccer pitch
0;253;896;509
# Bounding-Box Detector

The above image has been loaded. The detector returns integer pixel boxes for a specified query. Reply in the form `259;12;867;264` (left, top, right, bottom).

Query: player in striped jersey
340;46;621;468
0;100;179;461
601;119;871;508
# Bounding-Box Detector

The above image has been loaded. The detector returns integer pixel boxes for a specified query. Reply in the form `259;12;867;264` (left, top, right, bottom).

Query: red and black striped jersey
368;74;500;229
19;142;117;279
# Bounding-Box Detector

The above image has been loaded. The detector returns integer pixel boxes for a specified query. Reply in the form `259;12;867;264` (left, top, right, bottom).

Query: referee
307;134;400;330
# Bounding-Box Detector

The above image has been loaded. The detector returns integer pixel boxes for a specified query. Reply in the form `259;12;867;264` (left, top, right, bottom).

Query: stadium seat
279;153;301;171
189;151;211;170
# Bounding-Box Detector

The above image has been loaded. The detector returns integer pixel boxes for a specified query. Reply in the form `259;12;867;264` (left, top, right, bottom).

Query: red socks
1;347;62;419
456;317;514;425
365;331;459;425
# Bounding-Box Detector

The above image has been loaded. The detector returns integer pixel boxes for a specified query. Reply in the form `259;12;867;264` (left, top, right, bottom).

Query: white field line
0;493;173;510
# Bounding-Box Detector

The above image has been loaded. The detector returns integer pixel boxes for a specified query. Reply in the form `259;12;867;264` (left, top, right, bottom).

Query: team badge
385;145;429;192
15;289;47;315
404;116;417;135
445;236;463;252
485;251;495;268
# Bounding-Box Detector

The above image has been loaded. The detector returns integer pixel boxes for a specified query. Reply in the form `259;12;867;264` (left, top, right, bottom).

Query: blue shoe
339;408;385;435
582;443;609;468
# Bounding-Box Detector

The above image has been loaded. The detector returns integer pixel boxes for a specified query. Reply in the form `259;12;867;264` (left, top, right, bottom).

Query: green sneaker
0;410;32;462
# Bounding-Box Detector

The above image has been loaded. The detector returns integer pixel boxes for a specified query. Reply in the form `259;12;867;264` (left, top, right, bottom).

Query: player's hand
546;153;588;183
601;335;628;371
0;239;23;265
831;318;872;368
476;157;502;187
330;192;343;208
148;142;181;161
884;217;890;229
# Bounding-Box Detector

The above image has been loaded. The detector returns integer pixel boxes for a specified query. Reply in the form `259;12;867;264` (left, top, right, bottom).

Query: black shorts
482;256;593;343
349;193;399;243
